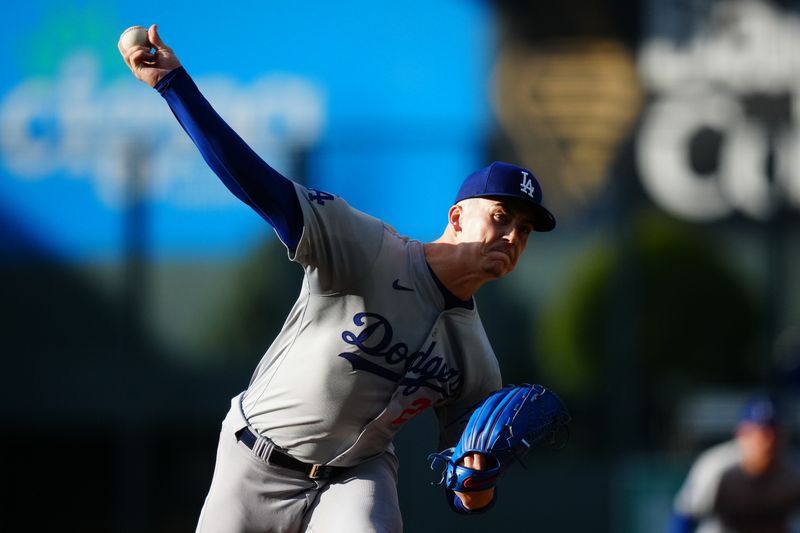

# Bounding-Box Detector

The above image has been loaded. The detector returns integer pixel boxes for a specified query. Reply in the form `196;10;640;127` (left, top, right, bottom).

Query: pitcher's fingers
462;452;488;470
148;24;170;51
128;48;154;70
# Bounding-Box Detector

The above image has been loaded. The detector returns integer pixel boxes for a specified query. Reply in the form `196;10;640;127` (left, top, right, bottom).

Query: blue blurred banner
0;0;493;260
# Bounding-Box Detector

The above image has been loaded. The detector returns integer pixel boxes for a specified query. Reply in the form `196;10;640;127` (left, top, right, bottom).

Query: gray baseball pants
195;394;403;533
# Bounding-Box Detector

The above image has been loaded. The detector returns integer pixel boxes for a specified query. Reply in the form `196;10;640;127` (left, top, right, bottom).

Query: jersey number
308;188;335;205
391;398;432;426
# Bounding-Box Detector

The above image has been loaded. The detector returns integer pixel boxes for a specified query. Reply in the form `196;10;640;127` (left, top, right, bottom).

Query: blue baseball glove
429;384;570;493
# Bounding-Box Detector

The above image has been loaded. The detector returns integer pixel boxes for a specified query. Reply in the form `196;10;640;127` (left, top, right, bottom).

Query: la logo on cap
520;171;536;198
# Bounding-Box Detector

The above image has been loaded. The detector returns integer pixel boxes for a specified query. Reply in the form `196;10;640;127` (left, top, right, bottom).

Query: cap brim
530;204;556;232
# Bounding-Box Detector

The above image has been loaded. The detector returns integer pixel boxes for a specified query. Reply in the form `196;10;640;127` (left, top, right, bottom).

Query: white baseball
120;26;151;50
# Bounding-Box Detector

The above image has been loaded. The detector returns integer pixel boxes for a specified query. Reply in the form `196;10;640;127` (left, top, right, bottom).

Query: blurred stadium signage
0;50;324;258
636;0;800;222
0;53;325;209
491;40;643;219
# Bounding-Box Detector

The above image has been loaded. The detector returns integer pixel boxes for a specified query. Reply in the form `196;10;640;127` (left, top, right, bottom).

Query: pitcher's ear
449;204;463;232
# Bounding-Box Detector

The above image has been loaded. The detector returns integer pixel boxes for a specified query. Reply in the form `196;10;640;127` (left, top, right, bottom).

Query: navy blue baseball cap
455;161;556;232
739;395;780;427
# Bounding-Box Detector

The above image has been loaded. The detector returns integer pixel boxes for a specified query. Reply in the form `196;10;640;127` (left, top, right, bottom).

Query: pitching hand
118;24;181;87
454;452;495;510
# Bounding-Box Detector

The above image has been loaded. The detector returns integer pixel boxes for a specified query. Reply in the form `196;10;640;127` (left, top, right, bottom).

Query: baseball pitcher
118;24;569;533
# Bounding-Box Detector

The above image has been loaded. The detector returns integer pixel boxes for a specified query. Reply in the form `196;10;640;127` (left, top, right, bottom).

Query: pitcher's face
454;197;535;279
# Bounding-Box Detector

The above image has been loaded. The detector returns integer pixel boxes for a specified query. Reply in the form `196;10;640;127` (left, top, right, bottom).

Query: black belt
236;427;342;480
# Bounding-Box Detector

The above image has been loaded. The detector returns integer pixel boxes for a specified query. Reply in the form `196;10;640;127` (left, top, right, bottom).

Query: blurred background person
670;396;800;533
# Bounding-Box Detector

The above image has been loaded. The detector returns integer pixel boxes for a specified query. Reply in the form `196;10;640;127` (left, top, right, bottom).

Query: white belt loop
252;434;274;462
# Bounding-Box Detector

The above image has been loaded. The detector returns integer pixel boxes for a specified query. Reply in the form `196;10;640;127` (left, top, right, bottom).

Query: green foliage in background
536;210;761;446
204;239;304;365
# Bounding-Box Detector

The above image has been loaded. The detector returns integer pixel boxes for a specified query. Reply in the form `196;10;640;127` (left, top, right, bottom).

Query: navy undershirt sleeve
668;513;698;533
155;67;303;251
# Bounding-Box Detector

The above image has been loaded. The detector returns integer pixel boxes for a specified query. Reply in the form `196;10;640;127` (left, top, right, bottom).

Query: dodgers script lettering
339;312;462;397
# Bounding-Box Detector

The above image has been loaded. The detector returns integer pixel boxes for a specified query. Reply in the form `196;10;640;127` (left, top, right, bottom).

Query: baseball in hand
120;26;151;50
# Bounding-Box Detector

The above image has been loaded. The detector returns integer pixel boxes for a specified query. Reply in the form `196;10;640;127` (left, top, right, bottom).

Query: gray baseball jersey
241;183;502;467
674;440;741;533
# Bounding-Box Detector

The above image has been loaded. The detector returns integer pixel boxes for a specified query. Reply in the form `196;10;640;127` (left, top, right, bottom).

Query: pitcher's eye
492;212;509;224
